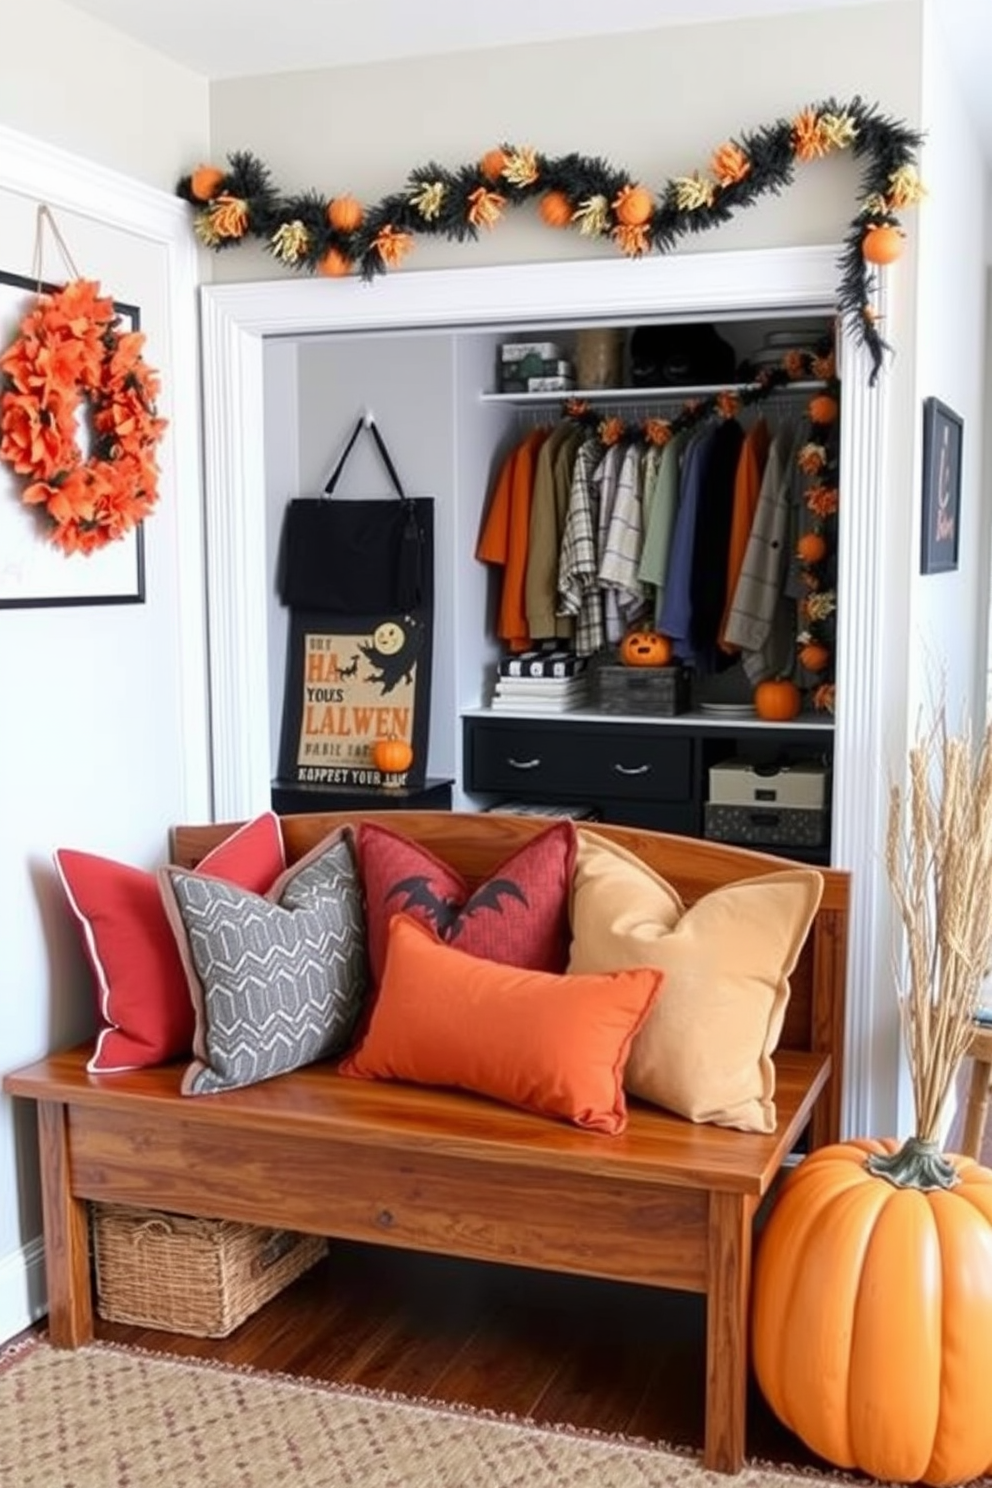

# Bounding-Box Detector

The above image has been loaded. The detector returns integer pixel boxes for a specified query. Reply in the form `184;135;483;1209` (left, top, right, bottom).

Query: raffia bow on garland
177;96;925;383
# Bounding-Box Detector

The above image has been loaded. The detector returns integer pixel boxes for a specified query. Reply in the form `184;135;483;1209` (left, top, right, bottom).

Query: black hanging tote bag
275;415;434;791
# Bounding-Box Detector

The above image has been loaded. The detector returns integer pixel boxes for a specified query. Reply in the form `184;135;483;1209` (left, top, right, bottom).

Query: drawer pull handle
507;756;541;770
614;762;651;776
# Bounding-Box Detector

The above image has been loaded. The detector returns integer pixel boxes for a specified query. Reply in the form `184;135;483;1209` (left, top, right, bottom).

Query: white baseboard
0;1238;47;1344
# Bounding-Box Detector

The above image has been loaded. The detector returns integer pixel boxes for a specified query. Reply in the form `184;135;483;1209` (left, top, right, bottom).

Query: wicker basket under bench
92;1202;328;1337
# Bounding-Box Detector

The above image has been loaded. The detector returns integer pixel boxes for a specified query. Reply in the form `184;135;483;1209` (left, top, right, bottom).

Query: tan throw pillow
567;829;824;1132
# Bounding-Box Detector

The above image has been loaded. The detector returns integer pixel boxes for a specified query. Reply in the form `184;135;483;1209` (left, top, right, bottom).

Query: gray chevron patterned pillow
160;828;367;1095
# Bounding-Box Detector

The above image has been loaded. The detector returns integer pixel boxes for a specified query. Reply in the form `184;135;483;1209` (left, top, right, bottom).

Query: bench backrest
171;810;850;1144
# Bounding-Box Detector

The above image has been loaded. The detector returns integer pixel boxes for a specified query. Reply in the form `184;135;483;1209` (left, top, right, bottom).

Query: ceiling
59;0;992;154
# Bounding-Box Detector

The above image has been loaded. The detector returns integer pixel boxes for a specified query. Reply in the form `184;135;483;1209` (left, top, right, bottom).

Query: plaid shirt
599;441;649;637
557;437;605;657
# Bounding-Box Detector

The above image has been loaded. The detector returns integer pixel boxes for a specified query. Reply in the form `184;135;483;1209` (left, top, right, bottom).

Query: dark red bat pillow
356;819;576;988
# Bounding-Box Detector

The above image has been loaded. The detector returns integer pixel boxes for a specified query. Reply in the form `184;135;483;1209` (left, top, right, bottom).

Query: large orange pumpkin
752;1137;992;1485
619;629;673;667
753;678;801;720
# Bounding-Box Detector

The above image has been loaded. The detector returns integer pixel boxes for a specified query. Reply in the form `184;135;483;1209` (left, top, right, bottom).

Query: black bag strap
323;412;407;500
322;413;424;610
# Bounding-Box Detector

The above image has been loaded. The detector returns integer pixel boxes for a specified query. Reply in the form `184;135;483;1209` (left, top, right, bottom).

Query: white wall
888;3;990;1134
0;129;209;1341
0;0;209;190
207;1;923;283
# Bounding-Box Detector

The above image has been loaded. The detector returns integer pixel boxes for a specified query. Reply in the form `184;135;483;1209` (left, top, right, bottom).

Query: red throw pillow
339;914;662;1133
54;812;286;1072
356;819;576;987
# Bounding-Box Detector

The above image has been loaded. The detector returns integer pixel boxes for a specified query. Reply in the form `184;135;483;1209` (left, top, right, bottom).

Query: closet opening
198;245;887;1135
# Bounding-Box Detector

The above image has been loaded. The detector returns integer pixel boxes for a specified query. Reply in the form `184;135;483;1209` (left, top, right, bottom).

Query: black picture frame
920;397;962;576
0;268;146;608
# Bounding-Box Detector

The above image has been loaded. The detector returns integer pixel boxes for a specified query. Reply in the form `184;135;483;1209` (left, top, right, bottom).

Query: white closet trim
200;245;883;1137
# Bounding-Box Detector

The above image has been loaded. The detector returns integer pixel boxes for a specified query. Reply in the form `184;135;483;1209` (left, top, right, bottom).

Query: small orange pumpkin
753;678;802;721
190;165;226;202
372;736;414;778
619;630;673;668
479;148;509;182
798;642;830;673
327;195;364;233
796;531;827;565
808;393;839;426
862;222;904;265
538;191;573;228
317;247;352;278
613;183;654;226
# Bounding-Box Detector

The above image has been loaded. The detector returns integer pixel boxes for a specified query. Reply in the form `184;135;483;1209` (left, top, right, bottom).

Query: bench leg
962;1057;992;1160
705;1190;754;1473
38;1100;93;1347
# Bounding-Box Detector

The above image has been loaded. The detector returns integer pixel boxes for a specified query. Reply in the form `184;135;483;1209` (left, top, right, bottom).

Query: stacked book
490;650;589;712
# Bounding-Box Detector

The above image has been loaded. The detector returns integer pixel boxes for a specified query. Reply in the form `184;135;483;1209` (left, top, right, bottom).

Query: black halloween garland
177;97;924;382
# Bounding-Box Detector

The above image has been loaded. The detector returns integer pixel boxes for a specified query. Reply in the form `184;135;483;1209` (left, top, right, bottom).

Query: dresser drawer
464;718;693;803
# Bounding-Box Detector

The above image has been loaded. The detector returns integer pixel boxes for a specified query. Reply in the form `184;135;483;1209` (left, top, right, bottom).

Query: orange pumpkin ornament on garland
327;195;364;234
0;278;167;555
538;191;574;229
862;221;904;265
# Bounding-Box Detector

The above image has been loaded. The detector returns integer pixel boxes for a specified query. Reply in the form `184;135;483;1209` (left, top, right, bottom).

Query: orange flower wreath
0;279;166;555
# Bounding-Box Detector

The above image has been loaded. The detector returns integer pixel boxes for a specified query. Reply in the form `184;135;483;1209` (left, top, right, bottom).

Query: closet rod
515;388;824;432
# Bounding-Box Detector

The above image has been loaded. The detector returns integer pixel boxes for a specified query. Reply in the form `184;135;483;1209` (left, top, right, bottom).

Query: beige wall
208;1;923;282
0;0;209;189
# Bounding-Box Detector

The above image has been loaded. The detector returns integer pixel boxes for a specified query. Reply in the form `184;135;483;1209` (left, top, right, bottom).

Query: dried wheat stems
886;708;992;1142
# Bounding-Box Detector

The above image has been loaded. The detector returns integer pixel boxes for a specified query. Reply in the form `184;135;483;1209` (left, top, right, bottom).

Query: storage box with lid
703;802;828;849
593;664;689;717
708;757;829;809
92;1202;328;1337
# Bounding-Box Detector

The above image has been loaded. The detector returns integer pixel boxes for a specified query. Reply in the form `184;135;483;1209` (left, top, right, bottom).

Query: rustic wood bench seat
4;811;850;1474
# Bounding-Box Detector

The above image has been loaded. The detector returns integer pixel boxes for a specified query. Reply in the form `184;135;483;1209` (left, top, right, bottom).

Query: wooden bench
4;811;850;1473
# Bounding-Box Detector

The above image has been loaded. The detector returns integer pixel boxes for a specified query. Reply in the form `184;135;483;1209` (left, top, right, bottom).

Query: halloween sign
275;415;435;792
278;610;432;790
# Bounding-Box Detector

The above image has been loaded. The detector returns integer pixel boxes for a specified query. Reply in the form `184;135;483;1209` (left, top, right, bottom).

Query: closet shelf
479;380;829;408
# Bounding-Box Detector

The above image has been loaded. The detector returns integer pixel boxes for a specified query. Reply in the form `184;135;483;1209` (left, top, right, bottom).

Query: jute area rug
1;1334;857;1488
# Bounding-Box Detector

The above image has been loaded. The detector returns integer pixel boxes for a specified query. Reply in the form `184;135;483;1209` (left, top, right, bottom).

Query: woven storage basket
92;1203;328;1338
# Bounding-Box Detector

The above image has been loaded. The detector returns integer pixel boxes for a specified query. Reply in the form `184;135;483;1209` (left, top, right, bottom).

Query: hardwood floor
84;1239;810;1469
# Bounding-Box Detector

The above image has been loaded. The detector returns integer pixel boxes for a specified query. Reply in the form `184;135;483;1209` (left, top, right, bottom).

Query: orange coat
476;429;548;648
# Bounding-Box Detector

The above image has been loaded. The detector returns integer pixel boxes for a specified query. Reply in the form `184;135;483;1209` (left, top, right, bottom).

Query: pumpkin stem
864;1136;960;1191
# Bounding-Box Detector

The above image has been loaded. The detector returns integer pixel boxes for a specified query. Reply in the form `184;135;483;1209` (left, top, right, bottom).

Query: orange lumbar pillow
338;913;661;1134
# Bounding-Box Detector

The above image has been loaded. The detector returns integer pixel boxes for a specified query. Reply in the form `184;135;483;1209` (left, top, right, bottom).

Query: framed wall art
920;396;962;576
0;268;146;608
